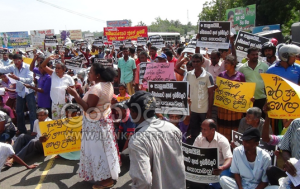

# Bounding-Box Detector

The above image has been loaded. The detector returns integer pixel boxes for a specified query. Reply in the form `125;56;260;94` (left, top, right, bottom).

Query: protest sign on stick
137;37;147;46
143;63;175;88
182;143;219;183
149;35;164;48
261;73;300;119
214;77;256;112
197;21;231;49
148;81;189;115
94;58;113;69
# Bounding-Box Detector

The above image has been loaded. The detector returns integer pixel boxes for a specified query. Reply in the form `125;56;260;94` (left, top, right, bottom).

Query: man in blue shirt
266;44;300;84
1;52;12;67
0;54;36;134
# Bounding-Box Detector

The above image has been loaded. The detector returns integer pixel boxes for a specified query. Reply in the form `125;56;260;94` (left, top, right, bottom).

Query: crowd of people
0;32;300;189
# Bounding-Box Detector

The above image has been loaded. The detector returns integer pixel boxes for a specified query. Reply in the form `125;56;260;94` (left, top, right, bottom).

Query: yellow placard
23;58;33;65
261;73;300;119
214;77;256;112
296;60;300;65
39;116;83;156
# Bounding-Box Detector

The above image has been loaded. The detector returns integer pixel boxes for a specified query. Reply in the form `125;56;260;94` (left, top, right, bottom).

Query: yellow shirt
90;50;99;56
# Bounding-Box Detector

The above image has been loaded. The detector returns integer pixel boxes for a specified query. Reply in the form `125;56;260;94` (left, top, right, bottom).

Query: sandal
92;181;115;189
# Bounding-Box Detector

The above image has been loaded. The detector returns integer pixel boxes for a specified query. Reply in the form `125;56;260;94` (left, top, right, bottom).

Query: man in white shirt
13;108;51;160
1;52;12;67
127;91;186;189
192;119;233;189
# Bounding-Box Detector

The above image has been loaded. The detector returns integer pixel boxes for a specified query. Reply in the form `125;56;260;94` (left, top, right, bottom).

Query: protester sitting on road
266;118;300;187
238;107;273;136
117;83;130;102
220;128;271;189
115;101;135;154
0;107;16;143
0;94;16;126
1;142;38;172
127;91;186;189
12;108;51;160
192;119;233;189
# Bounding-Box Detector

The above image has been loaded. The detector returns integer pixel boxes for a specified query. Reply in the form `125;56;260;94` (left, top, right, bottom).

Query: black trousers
253;98;266;118
186;112;206;145
266;166;287;186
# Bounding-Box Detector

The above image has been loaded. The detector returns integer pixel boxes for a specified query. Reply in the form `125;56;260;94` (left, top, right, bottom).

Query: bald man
191;119;233;189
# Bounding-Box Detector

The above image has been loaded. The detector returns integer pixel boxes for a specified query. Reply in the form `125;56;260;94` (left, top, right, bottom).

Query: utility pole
187;10;189;24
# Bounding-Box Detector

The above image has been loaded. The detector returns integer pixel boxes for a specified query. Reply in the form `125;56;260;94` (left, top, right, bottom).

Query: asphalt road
0;123;132;189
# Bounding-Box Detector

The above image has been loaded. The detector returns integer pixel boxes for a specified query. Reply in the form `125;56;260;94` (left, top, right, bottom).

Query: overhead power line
37;0;105;22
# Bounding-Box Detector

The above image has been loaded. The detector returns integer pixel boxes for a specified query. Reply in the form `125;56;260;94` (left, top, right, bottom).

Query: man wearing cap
155;53;168;63
127;91;186;189
220;128;271;189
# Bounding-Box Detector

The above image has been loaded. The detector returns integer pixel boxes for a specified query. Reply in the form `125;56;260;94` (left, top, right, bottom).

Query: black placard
234;31;269;57
124;39;132;47
137;37;147;46
94;58;113;68
149;35;164;48
148;81;189;115
182;143;219;183
197;21;231;49
44;36;58;47
232;130;277;165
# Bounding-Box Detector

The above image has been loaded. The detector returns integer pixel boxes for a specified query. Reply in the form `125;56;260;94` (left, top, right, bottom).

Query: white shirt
50;72;75;104
193;131;233;165
0;143;15;173
33;117;52;139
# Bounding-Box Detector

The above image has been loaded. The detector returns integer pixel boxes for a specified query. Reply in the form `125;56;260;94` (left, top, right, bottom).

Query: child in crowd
117;83;130;102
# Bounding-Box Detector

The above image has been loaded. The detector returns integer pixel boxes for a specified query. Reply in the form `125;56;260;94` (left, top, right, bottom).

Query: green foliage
146;17;197;35
198;0;300;36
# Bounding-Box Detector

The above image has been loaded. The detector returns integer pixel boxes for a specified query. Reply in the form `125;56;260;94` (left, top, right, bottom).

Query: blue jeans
16;92;36;133
210;167;233;189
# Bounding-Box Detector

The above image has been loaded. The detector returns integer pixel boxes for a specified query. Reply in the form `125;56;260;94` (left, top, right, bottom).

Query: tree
136;21;146;26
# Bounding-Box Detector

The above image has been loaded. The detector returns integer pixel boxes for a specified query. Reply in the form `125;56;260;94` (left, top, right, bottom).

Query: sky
0;0;204;34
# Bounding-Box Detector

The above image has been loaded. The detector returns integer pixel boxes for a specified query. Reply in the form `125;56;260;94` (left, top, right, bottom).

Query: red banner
104;26;148;42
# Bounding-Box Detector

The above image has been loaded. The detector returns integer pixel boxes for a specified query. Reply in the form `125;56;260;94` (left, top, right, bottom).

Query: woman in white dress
67;62;120;189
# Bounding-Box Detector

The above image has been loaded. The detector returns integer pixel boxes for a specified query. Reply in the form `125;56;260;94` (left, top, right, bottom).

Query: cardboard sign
214;77;256;112
197;21;231;49
183;38;197;54
143;63;175;88
112;40;124;49
0;48;8;54
124;39;132;47
235;31;269;59
107;20;129;27
39;117;83;156
225;4;256;32
94;58;113;68
182;143;219;183
139;62;149;84
232;130;277;166
261;73;300;119
60;30;82;41
44;36;58;47
30;29;54;47
148;81;189;115
149;35;164;48
104;26;148;42
137;37;147;46
65;56;87;70
0;31;30;48
93;39;104;47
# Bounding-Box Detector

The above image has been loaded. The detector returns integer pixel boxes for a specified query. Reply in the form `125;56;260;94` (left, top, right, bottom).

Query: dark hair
186;60;193;67
208;121;217;129
165;50;173;58
225;55;237;67
139;51;148;57
92;62;117;82
150;46;157;51
177;47;184;56
191;53;203;61
12;54;22;60
247;47;259;55
219;48;229;53
247;107;262;119
122;47;129;51
119;46;124;51
119;83;126;88
146;42;151;48
211;50;221;58
129;47;135;54
137;48;143;52
130;106;155;120
0;95;3;102
55;61;67;71
228;10;234;19
65;104;81;112
9;53;13;59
